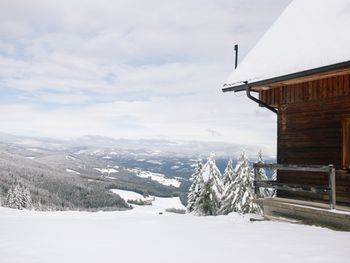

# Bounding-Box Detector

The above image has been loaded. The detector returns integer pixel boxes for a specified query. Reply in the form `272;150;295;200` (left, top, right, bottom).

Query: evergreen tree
219;159;238;215
256;150;272;198
5;187;16;208
193;154;223;215
186;160;203;213
5;184;32;210
6;184;22;209
22;186;33;209
222;159;235;187
230;152;262;214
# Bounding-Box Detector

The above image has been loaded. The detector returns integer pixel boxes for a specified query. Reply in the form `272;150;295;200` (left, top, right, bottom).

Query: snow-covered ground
27;148;42;152
110;189;152;201
110;189;183;213
104;176;117;180
65;155;77;161
94;167;118;174
65;168;81;175
128;168;181;187
1;191;350;263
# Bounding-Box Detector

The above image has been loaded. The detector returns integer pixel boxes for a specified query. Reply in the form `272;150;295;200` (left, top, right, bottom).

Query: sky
0;0;291;152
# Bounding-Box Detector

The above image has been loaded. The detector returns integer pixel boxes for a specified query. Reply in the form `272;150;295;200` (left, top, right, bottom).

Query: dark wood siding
277;94;350;204
342;118;350;169
259;74;350;107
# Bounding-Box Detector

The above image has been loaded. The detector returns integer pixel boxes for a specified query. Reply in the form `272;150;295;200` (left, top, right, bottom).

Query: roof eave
222;60;350;93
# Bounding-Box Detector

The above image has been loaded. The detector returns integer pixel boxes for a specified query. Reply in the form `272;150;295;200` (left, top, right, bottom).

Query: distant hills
0;132;275;211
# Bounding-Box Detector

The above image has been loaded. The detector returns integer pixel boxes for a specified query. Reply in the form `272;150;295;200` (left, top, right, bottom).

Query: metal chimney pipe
234;44;238;69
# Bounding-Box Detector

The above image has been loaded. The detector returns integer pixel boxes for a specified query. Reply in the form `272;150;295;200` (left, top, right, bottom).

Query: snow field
136;170;181;187
65;168;81;175
94;167;118;174
110;189;149;201
0;204;350;263
127;168;181;188
110;189;184;215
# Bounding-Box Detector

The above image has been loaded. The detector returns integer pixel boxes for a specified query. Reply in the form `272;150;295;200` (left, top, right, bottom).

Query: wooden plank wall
259;74;350;106
342;119;350;168
277;94;350;204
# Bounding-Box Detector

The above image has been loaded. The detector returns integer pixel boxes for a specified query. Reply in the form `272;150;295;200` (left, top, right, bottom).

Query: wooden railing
253;163;336;210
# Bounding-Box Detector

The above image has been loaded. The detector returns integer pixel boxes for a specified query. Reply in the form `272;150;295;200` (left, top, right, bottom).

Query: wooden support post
254;166;259;197
328;164;336;210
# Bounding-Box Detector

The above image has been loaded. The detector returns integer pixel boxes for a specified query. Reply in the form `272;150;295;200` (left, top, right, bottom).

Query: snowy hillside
0;137;192;211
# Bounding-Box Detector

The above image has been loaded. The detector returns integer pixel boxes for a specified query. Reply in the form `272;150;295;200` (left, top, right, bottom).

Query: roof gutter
245;85;278;114
222;60;350;93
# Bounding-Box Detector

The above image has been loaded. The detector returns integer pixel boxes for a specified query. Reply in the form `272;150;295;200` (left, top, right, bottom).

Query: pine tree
193;154;223;216
230;152;262;214
222;159;235;187
22;186;33;209
6;184;22;209
35;199;43;211
187;160;203;213
5;187;16;208
256;150;272;198
5;184;32;210
219;159;238;215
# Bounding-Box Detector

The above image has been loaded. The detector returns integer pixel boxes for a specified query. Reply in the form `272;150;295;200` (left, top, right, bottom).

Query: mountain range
0;132;274;211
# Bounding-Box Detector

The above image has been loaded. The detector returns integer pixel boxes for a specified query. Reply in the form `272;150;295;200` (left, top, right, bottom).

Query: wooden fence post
328;164;336;210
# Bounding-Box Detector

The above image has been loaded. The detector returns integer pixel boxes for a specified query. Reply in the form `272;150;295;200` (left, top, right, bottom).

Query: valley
0;133;269;211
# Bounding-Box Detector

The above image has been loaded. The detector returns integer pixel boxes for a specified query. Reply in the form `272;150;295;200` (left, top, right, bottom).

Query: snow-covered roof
223;0;350;91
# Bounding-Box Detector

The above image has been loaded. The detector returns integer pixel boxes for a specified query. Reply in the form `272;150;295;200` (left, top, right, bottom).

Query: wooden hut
222;0;350;229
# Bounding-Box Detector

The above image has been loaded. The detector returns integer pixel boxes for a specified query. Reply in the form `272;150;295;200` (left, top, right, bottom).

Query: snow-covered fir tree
186;160;203;213
222;159;235;187
219;159;238;215
256;150;272;198
22;186;32;209
193;154;223;216
229;152;262;214
6;185;21;209
5;184;32;210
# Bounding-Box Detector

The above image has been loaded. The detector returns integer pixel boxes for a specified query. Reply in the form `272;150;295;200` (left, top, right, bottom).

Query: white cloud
0;0;291;153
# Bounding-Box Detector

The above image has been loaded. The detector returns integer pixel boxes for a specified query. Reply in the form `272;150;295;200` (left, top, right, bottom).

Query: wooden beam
252;68;350;91
254;180;331;194
253;163;330;172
